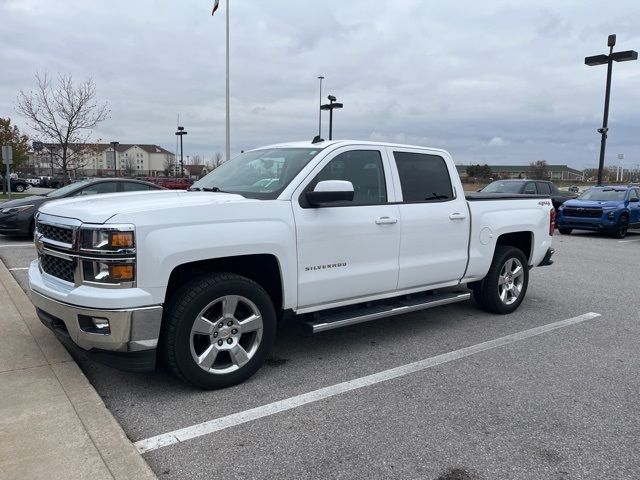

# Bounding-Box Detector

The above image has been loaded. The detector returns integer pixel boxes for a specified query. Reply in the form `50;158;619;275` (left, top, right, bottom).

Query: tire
27;220;35;239
162;272;277;389
15;184;24;192
474;246;529;314
558;227;572;235
613;215;628;239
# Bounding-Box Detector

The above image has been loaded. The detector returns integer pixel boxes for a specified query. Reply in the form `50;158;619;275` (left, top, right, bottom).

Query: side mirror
629;197;639;203
305;180;354;207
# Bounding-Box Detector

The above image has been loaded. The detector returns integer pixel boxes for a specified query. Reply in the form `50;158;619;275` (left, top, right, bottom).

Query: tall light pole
585;34;637;185
317;76;324;138
320;95;344;141
110;141;119;177
175;126;187;178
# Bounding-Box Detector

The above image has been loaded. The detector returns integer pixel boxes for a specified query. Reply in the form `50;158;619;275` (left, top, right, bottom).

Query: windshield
577;188;626;202
482;181;524;193
45;180;91;198
191;148;323;199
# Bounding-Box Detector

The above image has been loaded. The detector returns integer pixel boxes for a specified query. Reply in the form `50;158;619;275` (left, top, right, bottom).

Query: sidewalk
0;260;155;480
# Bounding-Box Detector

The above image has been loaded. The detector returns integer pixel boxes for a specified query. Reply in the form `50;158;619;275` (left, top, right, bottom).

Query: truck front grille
563;208;602;218
40;254;75;283
38;223;74;244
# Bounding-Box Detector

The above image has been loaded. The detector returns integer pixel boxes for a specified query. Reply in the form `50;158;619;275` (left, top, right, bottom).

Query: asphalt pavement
1;230;639;479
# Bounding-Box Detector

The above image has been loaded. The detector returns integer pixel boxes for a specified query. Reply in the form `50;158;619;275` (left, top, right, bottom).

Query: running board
304;291;471;333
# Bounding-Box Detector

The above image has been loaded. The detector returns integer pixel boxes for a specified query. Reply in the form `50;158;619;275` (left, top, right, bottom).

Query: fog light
78;315;111;335
607;211;615;220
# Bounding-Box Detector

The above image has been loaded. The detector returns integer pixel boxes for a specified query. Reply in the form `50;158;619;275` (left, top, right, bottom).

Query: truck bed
465;192;549;201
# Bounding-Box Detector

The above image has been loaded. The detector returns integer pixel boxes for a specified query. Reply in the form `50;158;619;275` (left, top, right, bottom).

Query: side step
304;291;471;333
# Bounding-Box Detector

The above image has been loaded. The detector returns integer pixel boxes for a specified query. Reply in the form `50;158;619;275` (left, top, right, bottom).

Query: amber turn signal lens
110;232;134;248
110;264;134;281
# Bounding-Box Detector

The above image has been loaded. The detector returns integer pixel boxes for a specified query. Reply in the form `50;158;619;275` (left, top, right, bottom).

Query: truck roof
256;139;450;156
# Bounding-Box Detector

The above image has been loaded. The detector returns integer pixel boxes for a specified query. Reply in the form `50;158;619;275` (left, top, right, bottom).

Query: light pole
175;126;187;177
110;141;119;177
585;34;637;185
320;95;344;141
317;76;324;138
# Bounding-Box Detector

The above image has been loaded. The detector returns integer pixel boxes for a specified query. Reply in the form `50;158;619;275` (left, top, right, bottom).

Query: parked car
0;178;163;237
568;185;580;193
480;179;578;210
163;178;194;189
556;186;640;238
29;140;555;389
2;178;31;193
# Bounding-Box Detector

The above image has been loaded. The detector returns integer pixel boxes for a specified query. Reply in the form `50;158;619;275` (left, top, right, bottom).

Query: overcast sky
1;0;639;168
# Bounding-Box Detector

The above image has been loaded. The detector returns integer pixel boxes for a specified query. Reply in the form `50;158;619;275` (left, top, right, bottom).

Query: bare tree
528;160;549;180
191;154;202;165
122;156;136;177
16;73;109;181
163;154;176;177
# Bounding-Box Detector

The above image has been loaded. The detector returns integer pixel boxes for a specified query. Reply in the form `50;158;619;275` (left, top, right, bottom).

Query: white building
27;143;176;177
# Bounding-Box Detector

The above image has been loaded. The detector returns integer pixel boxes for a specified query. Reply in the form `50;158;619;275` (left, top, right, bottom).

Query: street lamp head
327;95;336;102
320;104;331;110
177;126;184;132
333;103;344;109
585;54;609;66
611;50;638;62
608;34;617;47
318;75;324;80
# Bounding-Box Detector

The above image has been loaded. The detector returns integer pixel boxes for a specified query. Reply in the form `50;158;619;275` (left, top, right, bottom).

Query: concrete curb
0;260;156;480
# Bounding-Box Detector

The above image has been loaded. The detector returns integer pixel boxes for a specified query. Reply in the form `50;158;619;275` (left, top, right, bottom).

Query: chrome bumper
30;289;163;353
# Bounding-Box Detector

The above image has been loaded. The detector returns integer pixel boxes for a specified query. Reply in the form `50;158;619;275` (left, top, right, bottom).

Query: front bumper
31;289;162;372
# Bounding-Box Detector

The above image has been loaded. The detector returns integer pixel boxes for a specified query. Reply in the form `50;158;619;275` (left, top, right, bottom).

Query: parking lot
1;231;639;480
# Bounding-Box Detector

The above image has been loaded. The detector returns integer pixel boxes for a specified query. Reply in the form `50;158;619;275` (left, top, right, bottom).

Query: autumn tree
528;160;549;180
0;118;30;193
16;73;109;181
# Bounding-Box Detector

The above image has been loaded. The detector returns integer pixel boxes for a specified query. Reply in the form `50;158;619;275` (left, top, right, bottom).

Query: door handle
449;213;467;220
375;216;398;225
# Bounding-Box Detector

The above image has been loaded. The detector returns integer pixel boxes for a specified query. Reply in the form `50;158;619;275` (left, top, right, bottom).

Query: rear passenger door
628;189;640;227
388;149;470;290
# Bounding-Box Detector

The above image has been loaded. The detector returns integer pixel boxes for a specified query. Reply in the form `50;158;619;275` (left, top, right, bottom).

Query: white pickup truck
29;140;555;389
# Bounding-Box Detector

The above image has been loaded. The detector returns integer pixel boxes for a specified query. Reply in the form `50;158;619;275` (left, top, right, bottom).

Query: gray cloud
1;0;639;169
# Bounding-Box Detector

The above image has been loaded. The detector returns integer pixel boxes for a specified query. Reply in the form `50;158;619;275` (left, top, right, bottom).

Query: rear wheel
15;184;25;193
558;227;572;235
474;246;529;314
162;272;276;389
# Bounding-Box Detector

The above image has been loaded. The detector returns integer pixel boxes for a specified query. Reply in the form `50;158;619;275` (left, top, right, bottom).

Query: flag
212;0;220;15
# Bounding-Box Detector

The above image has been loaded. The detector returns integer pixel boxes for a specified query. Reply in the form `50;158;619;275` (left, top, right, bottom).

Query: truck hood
562;199;621;209
38;190;250;224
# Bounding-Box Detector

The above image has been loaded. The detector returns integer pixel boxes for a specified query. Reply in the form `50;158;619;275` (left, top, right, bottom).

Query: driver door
292;147;401;310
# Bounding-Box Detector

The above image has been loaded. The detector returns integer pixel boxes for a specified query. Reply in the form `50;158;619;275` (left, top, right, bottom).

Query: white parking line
134;312;602;454
8;267;29;271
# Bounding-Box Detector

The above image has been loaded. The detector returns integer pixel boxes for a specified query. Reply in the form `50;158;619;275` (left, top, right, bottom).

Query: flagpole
225;0;231;162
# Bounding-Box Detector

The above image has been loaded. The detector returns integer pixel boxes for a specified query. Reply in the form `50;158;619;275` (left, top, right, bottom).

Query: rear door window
393;152;453;202
524;182;537;194
536;182;552;195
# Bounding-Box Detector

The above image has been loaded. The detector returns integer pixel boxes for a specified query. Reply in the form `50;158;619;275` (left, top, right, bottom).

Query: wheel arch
495;231;533;264
164;254;284;312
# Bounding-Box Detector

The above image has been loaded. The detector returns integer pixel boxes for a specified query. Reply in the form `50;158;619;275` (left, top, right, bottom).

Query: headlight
1;204;34;214
607;211;615;220
82;260;135;284
80;225;135;252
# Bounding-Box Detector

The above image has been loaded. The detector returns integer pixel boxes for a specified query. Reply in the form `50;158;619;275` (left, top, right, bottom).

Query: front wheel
162;272;277;389
613;215;628;239
558;227;572;235
15;184;25;192
474;246;529;314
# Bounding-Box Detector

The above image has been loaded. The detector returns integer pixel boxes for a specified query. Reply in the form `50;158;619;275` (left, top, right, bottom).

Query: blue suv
556;186;640;238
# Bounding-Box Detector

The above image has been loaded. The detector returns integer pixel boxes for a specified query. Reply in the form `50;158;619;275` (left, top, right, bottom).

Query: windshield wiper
189;186;224;192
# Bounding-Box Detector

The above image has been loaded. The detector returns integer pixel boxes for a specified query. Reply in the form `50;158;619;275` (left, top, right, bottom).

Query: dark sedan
480;179;578;210
0;178;163;237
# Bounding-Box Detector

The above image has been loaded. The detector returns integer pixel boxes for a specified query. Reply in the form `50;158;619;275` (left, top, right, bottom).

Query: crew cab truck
29;141;555;389
556;185;640;238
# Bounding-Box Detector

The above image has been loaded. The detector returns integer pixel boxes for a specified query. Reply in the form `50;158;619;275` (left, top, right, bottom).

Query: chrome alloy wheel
497;257;524;306
189;295;263;374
